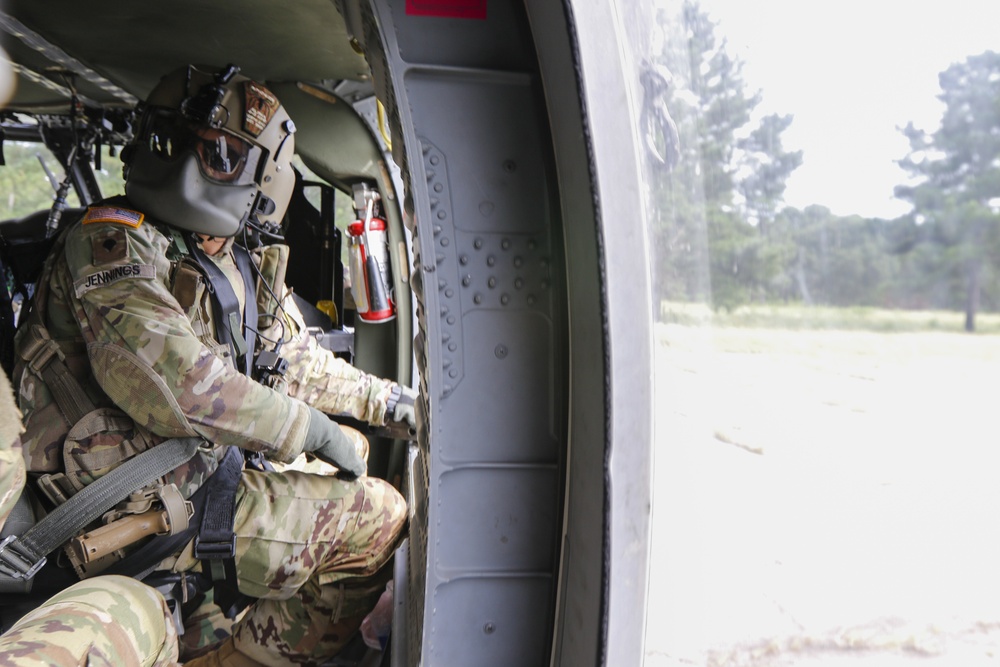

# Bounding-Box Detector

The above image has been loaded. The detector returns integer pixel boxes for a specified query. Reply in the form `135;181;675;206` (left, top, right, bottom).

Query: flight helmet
124;64;296;237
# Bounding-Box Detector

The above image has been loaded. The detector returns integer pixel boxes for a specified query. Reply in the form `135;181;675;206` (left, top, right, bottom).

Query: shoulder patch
82;206;145;228
74;263;156;298
244;81;279;137
91;227;129;263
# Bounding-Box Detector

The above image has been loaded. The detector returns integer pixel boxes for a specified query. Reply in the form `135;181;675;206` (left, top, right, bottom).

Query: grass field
660;301;1000;334
644;304;1000;666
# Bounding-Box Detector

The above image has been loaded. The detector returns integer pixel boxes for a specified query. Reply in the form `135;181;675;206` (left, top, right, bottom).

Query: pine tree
652;0;801;310
896;51;1000;331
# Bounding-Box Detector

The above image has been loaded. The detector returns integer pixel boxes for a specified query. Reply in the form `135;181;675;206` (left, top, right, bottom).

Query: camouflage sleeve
62;220;309;463
0;575;180;667
275;293;395;425
0;368;25;531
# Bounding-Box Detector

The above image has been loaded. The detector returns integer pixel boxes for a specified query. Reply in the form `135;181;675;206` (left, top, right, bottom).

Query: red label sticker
405;0;486;19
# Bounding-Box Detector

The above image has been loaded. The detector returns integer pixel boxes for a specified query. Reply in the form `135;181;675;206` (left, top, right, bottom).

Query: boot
182;637;266;667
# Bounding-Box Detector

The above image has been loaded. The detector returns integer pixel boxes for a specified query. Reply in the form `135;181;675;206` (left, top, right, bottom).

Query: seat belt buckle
0;535;46;579
193;534;236;560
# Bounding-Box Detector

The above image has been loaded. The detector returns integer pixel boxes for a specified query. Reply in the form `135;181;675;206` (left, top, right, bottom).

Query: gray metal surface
351;1;567;664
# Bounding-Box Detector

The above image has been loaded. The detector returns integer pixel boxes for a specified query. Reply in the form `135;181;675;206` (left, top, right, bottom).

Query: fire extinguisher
347;184;395;323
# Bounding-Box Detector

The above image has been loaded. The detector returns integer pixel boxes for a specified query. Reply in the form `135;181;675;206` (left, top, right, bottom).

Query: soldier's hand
302;406;366;478
391;386;418;430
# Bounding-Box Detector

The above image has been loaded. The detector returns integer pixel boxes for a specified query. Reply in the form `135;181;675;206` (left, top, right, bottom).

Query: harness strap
187;237;258;377
18;324;95;426
105;445;250;618
233;243;258;369
12;227;94;429
0;436;203;582
193;442;243;561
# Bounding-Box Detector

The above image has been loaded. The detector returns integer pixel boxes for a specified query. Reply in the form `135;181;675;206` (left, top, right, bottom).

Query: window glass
291;155;356;267
632;2;1000;664
0;142;81;220
93;147;126;198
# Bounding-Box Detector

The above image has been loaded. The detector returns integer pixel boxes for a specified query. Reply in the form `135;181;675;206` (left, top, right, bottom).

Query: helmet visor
142;112;265;186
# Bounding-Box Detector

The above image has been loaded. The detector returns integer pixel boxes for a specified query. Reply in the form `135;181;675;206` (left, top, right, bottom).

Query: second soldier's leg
228;469;407;666
0;575;179;667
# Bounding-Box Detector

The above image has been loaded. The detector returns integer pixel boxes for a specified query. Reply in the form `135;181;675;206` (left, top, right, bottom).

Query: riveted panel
436;467;559;572
440;310;558;464
428;577;552;667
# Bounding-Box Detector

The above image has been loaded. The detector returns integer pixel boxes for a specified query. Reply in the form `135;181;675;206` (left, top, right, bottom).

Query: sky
689;0;1000;219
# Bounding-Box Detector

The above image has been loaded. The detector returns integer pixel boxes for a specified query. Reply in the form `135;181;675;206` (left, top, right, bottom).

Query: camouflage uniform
0;371;179;665
15;203;408;665
0;576;180;667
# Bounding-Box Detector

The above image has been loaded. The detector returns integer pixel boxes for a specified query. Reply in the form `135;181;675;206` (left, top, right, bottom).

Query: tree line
653;1;1000;330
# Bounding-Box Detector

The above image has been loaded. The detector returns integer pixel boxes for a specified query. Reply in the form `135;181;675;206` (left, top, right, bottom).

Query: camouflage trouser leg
0;575;179;667
229;469;407;666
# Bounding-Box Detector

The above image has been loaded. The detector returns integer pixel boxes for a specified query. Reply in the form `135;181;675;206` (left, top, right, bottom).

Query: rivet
487;255;495;267
501;239;511;250
430;155;440;166
494;345;508;359
500;294;510;305
459;255;469;265
484;622;496;634
437;210;447;220
488;277;497;289
441;237;450;246
514;278;524;289
473;238;483;250
474;294;483;305
513;257;523;268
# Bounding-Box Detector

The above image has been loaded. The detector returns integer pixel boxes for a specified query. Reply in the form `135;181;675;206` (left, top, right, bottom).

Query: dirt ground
643;323;1000;666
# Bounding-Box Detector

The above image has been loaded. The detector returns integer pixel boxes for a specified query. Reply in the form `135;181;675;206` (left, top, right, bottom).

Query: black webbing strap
0;437;203;581
183;239;258;561
106;444;244;578
192;443;243;561
105;444;251;619
187;238;257;377
232;243;258;371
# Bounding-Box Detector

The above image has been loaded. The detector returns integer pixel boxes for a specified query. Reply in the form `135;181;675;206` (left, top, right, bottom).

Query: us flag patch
82;206;144;228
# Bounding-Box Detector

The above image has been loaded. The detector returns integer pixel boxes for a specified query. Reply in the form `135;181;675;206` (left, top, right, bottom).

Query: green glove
302;406;366;478
389;385;417;430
